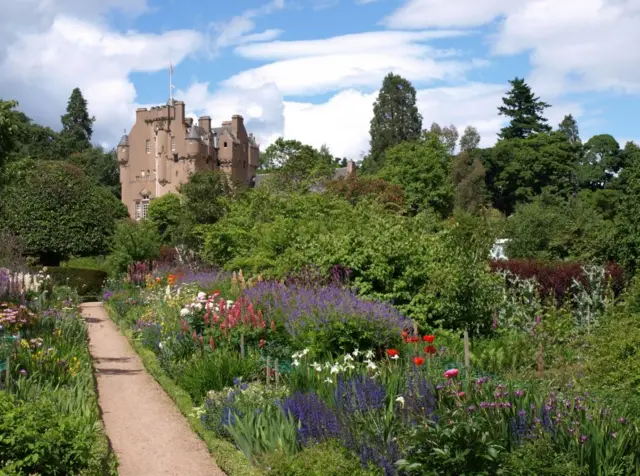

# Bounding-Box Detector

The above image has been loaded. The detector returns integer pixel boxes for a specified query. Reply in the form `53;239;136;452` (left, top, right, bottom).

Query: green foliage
59;87;95;155
0;160;127;265
459;125;481;153
68;147;121;198
325;175;405;212
0;99;20;169
179;170;231;225
147;193;184;245
261;441;380;476
398;416;504;475
506;192;614;261
557;114;582;146
41;267;108;299
498;77;551;140
484;132;578;214
427;122;459;155
363;72;422;173
452;150;487;214
578;134;622;190
176;349;262;404
378;135;454;217
106;219;161;273
503;435;588;475
0;392;97;475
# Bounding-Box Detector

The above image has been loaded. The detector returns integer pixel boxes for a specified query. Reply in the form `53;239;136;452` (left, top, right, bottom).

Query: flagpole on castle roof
169;61;174;104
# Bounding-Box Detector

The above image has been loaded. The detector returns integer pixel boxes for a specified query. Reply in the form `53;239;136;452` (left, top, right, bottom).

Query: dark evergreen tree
362;73;422;173
497;77;551;140
557;114;581;145
452;151;486;213
459;125;481;152
60;87;95;155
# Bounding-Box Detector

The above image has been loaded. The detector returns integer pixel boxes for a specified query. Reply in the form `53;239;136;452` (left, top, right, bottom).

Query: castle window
171;136;176;152
224;141;227;148
146;139;151;154
135;199;150;221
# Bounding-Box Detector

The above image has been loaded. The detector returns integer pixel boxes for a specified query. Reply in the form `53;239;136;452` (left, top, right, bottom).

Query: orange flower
423;335;435;343
413;356;425;366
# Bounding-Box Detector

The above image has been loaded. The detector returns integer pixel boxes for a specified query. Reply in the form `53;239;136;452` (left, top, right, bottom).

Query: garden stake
240;333;245;359
463;330;470;382
537;343;543;378
275;359;279;390
266;356;271;386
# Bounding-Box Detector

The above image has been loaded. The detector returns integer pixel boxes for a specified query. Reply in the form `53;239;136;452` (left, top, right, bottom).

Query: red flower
401;331;408;338
209;336;215;351
424;345;437;355
413;357;425;366
386;349;400;358
458;391;466;398
423;335;435;343
259;339;266;348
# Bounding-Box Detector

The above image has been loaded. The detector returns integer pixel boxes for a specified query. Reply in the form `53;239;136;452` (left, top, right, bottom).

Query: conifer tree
363;73;422;173
557;114;581;145
60;87;95;155
498;77;551;140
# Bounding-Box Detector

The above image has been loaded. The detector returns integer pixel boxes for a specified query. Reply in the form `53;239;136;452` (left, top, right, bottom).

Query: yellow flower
20;339;29;349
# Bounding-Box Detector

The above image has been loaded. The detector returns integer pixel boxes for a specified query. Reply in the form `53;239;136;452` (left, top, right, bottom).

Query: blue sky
1;0;639;159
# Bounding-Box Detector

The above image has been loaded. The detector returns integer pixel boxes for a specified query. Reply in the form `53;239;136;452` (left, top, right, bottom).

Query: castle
116;99;260;219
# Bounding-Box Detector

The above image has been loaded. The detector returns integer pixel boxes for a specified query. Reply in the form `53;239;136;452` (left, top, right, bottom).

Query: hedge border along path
81;302;227;476
101;302;262;476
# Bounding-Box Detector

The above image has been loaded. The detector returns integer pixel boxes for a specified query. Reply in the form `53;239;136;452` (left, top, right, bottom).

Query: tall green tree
363;73;422;173
68;146;121;198
378;134;453;217
0;99;20;169
483;131;575;214
452;151;486;214
459;125;481;152
427;122;458;156
577;134;622;190
498;77;551;140
60;87;95;155
557;114;581;145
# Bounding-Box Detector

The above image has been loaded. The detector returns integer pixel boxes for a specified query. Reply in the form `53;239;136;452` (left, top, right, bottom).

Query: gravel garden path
81;302;225;476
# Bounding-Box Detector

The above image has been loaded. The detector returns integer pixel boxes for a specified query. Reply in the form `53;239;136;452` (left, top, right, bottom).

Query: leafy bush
502;436;588;475
38;267;107;299
147;193;183;245
325;176;404;212
0;392;96;475
106;219;162;274
0;159;127;265
261;440;381;476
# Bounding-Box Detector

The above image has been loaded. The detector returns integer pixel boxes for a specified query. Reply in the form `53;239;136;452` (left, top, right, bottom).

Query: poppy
423;335;435;343
386;349;400;358
424;345;437;355
413;357;425;366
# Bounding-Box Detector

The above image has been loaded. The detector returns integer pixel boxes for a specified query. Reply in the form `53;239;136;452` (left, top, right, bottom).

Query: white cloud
0;15;202;146
225;30;483;96
383;0;513;29
208;0;285;55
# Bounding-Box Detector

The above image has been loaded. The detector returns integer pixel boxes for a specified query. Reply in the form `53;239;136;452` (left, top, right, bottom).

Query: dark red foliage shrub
490;259;626;305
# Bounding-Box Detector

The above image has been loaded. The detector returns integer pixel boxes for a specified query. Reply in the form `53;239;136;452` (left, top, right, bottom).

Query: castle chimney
347;160;356;177
231;115;243;135
199;116;211;134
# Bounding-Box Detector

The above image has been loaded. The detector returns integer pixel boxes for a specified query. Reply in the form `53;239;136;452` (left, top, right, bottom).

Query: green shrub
34;266;107;299
502;436;587;475
261;441;381;476
106;219;161;274
0;391;97;475
176;349;262;404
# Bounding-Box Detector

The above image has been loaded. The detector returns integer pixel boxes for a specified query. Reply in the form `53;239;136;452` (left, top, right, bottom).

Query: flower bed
104;268;640;475
0;289;116;475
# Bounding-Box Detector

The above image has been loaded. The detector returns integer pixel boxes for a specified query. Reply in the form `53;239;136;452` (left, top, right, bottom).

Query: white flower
197;291;207;301
226;300;234;307
352;348;360;357
193;303;203;311
324;378;333;383
343;354;354;362
159;342;164;349
313;364;323;372
292;359;300;367
180;308;190;317
292;351;301;359
165;285;171;296
366;360;377;370
391;354;399;360
301;348;309;356
345;363;355;370
365;350;375;359
395;396;405;407
330;365;340;374
324;362;333;370
205;301;214;311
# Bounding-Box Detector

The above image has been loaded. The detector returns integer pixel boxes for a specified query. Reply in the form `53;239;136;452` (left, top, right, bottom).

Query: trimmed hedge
40;267;107;299
104;303;262;476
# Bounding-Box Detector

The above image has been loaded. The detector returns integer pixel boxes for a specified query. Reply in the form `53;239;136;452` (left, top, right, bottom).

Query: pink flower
444;368;459;379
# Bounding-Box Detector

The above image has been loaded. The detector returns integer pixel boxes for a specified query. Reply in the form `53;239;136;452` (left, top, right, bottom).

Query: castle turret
186;126;201;158
156;128;169;185
116;133;129;165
